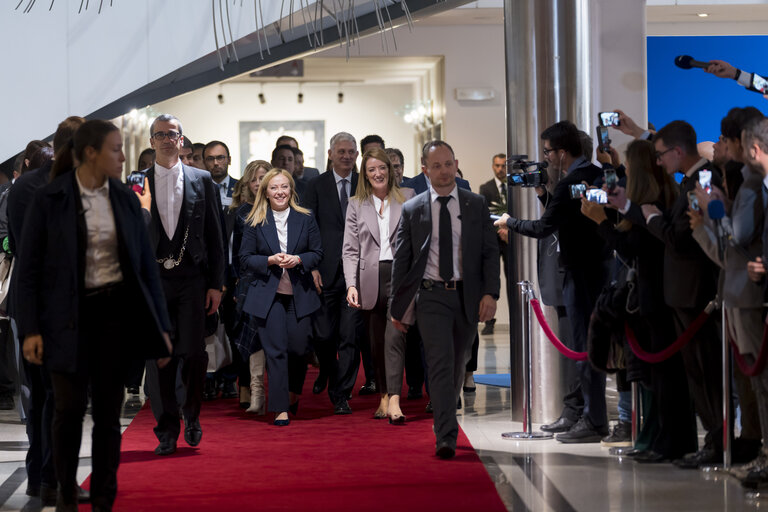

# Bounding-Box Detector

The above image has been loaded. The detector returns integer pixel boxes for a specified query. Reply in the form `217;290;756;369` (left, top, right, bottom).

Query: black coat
15;172;172;373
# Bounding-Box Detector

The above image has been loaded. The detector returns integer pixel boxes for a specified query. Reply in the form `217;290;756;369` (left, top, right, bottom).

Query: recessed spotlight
697;13;709;18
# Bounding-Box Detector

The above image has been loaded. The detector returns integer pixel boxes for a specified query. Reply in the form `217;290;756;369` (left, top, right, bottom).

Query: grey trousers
416;284;475;448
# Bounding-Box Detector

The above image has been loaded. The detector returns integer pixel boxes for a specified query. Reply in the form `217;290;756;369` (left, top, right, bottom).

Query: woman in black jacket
17;120;172;511
581;139;697;461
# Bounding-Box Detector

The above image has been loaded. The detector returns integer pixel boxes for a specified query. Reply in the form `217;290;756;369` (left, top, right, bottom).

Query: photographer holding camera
495;120;611;443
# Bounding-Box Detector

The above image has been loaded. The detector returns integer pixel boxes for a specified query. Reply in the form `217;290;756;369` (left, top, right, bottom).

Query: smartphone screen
698;169;712;194
598;112;620;127
569;183;586;199
585;188;607;204
687;191;699;212
603;169;617;190
753;73;768;94
127;172;145;194
596;126;610;152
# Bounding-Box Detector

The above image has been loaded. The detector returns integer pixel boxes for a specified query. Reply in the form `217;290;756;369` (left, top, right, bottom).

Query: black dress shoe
555;417;608;444
672;447;720;469
425;400;433;414
334;399;352;415
436;441;456;459
273;416;290;426
541;416;576;433
633;450;668;464
221;381;238;399
313;374;328;395
154;440;177;456
407;386;423;400
359;380;377;395
184;419;202;447
203;378;217;401
77;485;90;503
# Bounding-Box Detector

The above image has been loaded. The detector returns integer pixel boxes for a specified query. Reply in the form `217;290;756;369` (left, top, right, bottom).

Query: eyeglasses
542;147;559;156
152;130;181;141
204;155;229;163
654;147;675;159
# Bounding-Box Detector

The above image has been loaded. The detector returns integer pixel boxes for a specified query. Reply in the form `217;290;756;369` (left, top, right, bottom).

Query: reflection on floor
0;327;761;511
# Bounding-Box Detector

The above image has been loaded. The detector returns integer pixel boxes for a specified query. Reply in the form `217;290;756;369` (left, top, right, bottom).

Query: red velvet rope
725;312;768;377
624;309;710;363
529;299;588;361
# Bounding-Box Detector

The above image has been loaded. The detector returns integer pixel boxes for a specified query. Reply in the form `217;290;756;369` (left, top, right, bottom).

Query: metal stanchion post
702;299;731;474
502;281;553;440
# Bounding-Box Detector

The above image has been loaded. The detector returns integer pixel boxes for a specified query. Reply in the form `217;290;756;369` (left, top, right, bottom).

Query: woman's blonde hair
353;148;405;204
246;168;310;226
230;160;272;211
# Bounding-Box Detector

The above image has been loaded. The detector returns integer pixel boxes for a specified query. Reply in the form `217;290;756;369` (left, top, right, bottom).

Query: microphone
674;55;710;70
707;199;727;260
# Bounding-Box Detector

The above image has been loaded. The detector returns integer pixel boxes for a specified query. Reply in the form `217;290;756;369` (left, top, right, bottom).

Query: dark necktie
339;178;348;217
500;182;507;199
437;196;453;282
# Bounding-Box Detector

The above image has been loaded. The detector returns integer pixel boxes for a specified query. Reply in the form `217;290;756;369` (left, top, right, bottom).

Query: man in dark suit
203;140;240;400
390;140;499;459
304;132;364;414
276;135;320;182
496;121;611;443
623;120;723;468
478;153;508;337
143;114;224;456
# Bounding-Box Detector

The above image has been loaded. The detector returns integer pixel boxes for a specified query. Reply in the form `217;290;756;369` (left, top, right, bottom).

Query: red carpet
88;368;506;511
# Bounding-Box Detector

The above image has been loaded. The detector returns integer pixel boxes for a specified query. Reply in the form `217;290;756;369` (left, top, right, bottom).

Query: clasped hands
268;252;301;269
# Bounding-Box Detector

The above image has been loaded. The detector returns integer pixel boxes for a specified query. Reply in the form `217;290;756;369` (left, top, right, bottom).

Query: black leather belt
84;281;125;298
421;279;461;291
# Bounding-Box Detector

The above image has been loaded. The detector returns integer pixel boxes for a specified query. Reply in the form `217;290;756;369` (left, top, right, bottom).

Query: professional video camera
507;155;549;188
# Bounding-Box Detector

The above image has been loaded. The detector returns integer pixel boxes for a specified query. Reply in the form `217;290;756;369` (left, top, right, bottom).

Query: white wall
151;81;416;179
316;24;507;190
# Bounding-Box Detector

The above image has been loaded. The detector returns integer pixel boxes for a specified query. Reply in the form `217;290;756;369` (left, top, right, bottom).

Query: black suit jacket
401;172;471;195
303;170;359;284
144;164;225;290
505;159;610;270
624;162;720;309
15;173;171;373
390;188;500;324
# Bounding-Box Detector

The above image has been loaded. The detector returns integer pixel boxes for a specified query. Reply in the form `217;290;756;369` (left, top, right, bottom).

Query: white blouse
272;208;293;295
372;195;393;261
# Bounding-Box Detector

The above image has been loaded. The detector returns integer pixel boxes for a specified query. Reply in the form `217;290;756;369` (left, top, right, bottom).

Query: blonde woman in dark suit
343;148;414;423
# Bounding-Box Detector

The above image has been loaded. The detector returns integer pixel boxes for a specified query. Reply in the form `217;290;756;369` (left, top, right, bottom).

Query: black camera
507;155;549;188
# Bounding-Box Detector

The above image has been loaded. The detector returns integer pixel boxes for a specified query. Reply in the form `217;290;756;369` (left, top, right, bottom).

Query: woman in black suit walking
240;169;322;426
17;120;172;512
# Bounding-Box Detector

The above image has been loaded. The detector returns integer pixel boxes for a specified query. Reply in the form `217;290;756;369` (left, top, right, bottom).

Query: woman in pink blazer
343;148;414;424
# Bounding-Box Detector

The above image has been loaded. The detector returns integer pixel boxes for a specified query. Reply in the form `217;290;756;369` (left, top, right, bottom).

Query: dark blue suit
240;208;322;412
400;172;471;194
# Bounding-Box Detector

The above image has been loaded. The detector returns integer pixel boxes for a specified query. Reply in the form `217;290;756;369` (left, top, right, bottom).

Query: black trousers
49;288;128;508
313;267;365;405
417;284;475;449
256;294;310;413
146;275;208;443
364;261;395;395
673;306;724;451
404;327;425;393
22;358;55;488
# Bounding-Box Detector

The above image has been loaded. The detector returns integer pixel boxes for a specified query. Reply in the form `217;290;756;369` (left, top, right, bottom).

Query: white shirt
217;175;234;208
372;195;393;261
75;172;123;289
272;208;293;295
424;185;462;281
154;160;184;239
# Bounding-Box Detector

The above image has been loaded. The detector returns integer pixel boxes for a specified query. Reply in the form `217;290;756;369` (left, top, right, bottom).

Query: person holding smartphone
16;120;173;511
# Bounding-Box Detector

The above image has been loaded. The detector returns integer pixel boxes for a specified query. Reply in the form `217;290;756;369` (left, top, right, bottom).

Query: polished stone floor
0;326;760;511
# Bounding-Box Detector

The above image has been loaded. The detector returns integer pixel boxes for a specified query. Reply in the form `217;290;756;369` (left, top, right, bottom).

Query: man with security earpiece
494;120;612;443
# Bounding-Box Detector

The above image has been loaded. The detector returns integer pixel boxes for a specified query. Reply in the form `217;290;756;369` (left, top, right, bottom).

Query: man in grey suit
143;114;225;456
390;140;499;459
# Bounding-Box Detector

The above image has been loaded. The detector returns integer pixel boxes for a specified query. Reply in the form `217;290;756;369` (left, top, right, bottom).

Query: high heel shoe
289;400;299;416
388;414;406;425
274;414;290;426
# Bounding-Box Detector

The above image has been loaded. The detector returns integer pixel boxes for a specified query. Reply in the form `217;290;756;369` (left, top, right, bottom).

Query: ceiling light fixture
298;83;303;104
697;13;709;18
258;84;266;104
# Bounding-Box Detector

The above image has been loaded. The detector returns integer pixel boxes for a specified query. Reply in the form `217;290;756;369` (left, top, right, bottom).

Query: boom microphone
674;55;710;70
